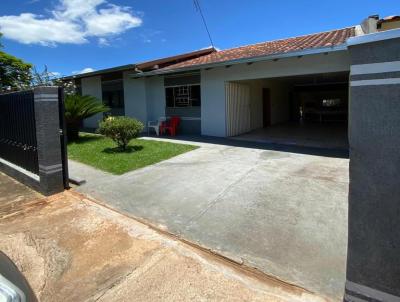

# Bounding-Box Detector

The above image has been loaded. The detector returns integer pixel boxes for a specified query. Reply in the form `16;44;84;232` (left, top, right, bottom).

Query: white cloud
84;5;142;36
0;13;86;46
55;0;105;20
0;0;142;46
98;37;109;46
72;67;95;74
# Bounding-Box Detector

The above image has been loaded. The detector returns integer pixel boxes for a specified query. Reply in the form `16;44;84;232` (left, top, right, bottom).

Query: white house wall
81;76;102;128
123;73;147;125
200;51;350;137
145;76;165;122
124;76;165;126
201;70;227;137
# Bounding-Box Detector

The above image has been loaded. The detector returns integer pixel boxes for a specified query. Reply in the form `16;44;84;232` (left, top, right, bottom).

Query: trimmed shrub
98;116;144;150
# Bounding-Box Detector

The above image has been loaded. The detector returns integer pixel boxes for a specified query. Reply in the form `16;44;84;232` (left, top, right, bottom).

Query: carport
226;72;349;149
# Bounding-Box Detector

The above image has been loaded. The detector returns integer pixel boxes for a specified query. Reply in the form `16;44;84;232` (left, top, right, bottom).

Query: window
103;89;124;108
165;85;201;107
102;79;124;115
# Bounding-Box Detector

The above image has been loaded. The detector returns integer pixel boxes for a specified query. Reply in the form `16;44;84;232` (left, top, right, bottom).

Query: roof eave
62;64;137;80
347;28;400;46
129;44;348;78
135;47;217;70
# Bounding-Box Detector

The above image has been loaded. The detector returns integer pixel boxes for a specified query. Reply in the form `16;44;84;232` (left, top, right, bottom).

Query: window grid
166;84;201;108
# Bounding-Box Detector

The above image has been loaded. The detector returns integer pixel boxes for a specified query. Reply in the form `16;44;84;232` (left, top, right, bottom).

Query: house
65;14;400;149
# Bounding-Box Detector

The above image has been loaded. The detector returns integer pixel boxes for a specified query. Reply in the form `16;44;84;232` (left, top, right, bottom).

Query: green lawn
68;133;198;175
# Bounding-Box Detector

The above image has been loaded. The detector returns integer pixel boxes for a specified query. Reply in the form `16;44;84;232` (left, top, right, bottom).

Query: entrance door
263;88;271;127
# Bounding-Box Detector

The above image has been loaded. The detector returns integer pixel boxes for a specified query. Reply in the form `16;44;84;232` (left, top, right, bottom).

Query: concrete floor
0;172;325;302
233;123;348;150
70;137;349;301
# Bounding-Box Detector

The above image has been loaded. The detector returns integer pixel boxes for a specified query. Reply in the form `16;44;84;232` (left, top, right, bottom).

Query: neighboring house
64;14;400;148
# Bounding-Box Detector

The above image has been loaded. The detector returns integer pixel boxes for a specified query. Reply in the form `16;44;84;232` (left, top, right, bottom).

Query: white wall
201;70;227;137
200;51;350;136
123;72;147;125
146;76;165;121
123;74;165;130
81;76;102;128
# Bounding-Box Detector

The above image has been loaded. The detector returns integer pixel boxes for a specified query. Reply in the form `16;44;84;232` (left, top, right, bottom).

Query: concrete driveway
70;137;349;301
1;172;325;302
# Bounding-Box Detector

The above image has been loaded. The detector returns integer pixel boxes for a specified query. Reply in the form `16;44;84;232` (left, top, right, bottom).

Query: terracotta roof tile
163;27;356;70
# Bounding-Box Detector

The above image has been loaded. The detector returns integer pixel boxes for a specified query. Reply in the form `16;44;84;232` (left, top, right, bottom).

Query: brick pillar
345;30;400;301
34;86;64;195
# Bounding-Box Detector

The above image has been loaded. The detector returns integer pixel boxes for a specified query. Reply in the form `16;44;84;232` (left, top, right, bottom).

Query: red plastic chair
160;116;180;136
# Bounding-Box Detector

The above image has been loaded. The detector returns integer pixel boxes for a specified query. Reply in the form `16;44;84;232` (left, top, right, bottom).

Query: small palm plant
64;94;109;140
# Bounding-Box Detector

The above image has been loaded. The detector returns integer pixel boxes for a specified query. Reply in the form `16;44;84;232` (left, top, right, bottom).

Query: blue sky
0;0;398;76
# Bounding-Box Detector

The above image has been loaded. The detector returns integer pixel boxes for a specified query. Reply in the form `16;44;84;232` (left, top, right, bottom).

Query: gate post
345;30;400;301
34;86;65;195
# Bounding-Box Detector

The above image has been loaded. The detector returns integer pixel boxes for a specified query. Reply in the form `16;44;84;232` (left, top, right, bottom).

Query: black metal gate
0;90;39;174
58;87;69;188
0;87;69;192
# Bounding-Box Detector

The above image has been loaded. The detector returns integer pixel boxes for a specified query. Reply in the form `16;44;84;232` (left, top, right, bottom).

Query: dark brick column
345;31;400;301
34;86;65;195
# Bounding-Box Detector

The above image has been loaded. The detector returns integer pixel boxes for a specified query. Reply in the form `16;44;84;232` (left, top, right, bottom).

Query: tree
30;65;54;87
53;78;78;95
64;94;109;140
0;33;32;92
31;65;78;95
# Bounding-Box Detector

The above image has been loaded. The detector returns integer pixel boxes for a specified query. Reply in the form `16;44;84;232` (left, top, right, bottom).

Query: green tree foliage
98;116;144;151
0;33;32;92
53;78;77;95
65;94;109;140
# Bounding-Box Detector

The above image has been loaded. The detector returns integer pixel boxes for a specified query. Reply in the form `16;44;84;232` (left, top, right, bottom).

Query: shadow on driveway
142;134;349;159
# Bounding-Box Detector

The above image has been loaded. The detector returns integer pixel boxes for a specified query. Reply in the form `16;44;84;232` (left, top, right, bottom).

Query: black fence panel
58;87;69;188
0;90;39;174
